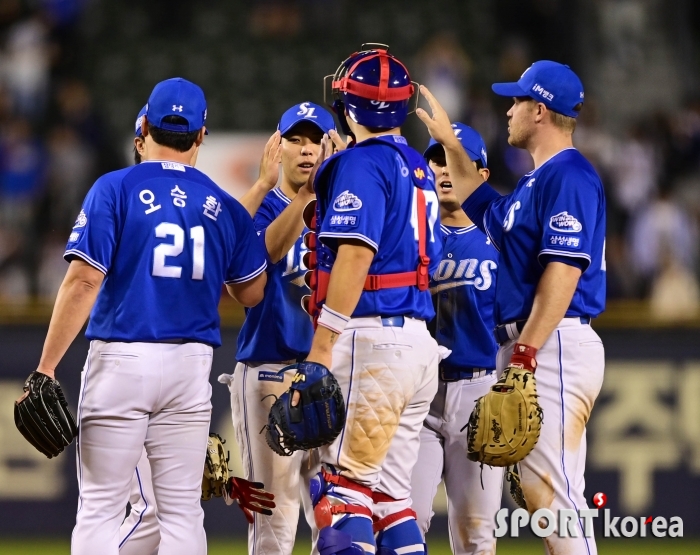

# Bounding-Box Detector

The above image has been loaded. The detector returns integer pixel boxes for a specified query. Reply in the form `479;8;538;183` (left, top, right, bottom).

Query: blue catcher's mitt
265;362;345;456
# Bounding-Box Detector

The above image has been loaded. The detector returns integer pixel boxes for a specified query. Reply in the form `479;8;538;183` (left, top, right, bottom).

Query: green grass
0;538;698;554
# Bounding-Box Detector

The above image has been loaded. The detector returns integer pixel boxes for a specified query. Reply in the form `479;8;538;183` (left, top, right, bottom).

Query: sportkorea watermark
494;492;684;539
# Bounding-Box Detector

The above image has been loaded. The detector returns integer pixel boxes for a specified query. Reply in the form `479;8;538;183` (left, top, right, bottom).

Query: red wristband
510;343;538;372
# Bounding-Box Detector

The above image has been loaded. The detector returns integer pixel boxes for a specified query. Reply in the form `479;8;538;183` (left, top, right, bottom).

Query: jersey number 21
152;222;205;280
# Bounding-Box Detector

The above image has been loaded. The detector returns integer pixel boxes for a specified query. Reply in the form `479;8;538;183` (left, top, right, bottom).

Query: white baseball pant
220;362;318;555
318;317;441;517
118;448;159;555
71;340;212;555
498;317;604;555
411;375;504;555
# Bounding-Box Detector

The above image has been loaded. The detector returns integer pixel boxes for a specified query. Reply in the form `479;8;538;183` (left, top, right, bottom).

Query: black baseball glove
265;362;345;456
14;371;78;458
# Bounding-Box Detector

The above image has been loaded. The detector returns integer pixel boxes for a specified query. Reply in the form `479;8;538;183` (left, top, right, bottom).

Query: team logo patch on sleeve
329;214;359;227
68;231;81;243
333;190;362;212
258;371;284;383
549;211;582;233
73;209;87;229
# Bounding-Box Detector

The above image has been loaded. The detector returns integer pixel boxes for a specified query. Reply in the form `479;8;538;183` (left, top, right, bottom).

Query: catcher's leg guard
373;492;425;555
318;526;366;555
310;467;375;553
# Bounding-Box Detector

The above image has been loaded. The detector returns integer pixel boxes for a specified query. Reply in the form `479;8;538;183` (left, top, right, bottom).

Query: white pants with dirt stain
221;362;319;555
317;316;442;520
498;318;604;555
411;375;504;555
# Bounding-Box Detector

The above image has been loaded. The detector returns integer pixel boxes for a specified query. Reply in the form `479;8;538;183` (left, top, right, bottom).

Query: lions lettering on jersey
236;188;313;363
463;148;606;325
429;225;498;371
64;161;266;348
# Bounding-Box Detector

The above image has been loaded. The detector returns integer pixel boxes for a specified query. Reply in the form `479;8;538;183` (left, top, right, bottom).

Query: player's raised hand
416;85;459;147
258;130;282;190
328;129;348;153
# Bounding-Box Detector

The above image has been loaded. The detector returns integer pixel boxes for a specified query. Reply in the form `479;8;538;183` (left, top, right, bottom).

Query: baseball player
301;46;443;555
218;102;336;554
34;77;268;555
116;105;159;555
418;62;606;555
410;123;503;554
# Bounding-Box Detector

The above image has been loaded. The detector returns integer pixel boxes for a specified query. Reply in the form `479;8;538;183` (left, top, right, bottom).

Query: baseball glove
202;433;276;523
464;365;543;467
265;362;345;456
14;371;78;459
506;464;528;510
202;433;230;501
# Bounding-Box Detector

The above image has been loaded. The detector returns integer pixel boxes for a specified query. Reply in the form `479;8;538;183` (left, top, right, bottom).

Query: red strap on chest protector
363;187;430;292
302;188;430;328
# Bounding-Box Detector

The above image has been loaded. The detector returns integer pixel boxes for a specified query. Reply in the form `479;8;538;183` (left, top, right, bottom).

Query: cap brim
491;82;528;98
423;140;443;160
424;140;480;163
279;119;332;136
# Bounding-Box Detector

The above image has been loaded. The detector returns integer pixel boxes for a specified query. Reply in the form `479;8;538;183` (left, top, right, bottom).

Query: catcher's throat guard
265;362;345;456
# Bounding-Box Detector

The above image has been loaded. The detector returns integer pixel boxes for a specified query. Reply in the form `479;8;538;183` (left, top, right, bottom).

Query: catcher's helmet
325;44;415;136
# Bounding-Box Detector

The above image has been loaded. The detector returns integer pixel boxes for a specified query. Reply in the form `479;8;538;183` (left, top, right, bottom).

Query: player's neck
145;143;196;166
279;178;301;200
528;131;574;169
440;207;473;228
353;126;401;144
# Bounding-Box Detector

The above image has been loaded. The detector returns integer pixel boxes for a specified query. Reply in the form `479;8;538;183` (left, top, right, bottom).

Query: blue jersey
236;188;313;362
429;224;499;371
65;160;267;348
463;148;606;325
316;136;442;320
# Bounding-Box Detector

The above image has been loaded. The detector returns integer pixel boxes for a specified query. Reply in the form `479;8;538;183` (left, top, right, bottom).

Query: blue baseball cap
423;123;488;168
146;77;208;133
278;102;336;136
491;61;584;118
135;105;147;137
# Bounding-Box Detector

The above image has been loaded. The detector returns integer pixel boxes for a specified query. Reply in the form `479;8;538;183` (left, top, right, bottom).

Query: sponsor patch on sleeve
68;231;81;243
547;234;581;250
549;211;582;232
329;214;359;228
333;190;362;212
258;370;284;383
73;209;87;229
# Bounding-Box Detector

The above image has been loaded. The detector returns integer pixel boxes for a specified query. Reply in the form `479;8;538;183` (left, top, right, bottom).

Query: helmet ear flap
332;99;354;138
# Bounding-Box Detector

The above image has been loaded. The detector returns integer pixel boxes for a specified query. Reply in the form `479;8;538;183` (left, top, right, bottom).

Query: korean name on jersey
65;161;267;347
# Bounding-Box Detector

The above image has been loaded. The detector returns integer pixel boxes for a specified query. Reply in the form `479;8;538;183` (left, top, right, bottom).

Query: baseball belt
493;316;591;346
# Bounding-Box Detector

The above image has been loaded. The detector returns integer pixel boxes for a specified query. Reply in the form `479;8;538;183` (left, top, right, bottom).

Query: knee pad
318;526;367;555
373;492;424;554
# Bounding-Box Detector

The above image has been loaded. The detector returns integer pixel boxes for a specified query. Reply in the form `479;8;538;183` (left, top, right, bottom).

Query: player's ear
141;116;150;137
534;103;547;124
195;127;206;146
479;167;490;181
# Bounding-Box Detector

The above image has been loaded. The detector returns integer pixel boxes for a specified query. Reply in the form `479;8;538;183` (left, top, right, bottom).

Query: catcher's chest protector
302;136;432;326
